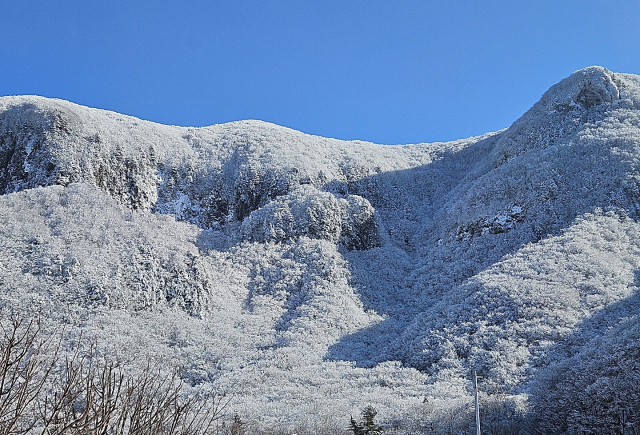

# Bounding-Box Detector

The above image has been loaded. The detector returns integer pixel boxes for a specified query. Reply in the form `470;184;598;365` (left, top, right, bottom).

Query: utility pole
474;371;481;435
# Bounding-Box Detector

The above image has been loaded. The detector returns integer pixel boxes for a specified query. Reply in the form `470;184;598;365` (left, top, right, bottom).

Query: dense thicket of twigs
0;315;229;435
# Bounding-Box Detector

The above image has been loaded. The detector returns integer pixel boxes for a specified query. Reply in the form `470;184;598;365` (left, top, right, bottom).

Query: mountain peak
559;65;620;108
539;65;621;113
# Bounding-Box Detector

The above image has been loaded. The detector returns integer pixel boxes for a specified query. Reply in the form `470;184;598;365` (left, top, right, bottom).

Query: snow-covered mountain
2;66;640;433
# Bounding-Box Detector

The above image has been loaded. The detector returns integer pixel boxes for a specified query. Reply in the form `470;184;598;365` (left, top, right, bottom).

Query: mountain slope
2;66;640;432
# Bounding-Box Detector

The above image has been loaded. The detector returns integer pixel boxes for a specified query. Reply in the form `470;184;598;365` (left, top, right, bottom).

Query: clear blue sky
2;1;639;144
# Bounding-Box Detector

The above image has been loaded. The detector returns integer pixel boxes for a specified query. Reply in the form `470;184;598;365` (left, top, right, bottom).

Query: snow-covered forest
1;66;640;433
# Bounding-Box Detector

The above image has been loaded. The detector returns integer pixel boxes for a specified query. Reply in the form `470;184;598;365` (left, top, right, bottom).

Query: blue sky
2;1;639;144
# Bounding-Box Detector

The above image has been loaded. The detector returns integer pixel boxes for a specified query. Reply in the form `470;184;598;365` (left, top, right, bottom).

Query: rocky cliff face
0;96;448;250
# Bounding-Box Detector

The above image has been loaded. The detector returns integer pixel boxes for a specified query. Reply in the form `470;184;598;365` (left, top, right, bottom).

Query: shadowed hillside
2;66;640;433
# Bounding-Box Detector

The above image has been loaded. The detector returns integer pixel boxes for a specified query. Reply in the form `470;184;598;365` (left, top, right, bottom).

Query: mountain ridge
2;66;640;433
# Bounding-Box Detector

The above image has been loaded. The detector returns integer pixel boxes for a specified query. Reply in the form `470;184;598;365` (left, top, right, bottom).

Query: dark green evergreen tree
350;406;383;435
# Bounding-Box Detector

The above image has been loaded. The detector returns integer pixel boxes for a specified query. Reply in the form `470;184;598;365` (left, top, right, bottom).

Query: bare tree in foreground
0;315;61;435
0;313;230;435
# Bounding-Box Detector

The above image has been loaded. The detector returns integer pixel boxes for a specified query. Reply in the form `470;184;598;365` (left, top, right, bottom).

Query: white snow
1;66;640;432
